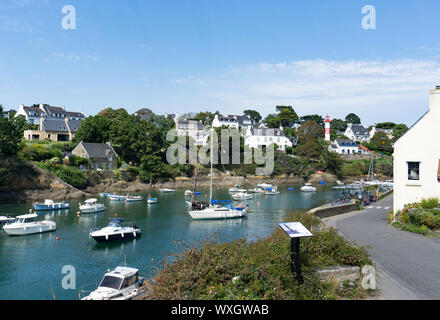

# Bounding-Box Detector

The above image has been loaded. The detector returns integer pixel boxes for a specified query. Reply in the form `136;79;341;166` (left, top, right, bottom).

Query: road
323;195;440;300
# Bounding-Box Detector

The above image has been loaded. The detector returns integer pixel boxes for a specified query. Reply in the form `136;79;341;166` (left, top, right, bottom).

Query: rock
315;265;360;285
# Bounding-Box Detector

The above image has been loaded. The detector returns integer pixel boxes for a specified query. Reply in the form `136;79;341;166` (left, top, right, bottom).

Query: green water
0;184;337;300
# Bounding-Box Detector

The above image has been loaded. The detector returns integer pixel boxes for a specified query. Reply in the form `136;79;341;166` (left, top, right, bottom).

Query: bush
421;198;439;210
145;211;372;300
53;165;85;188
19;144;62;161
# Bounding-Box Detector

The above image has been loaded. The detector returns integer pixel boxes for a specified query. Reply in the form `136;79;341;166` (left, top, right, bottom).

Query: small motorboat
108;194;127;201
229;185;246;193
232;192;253;200
301;183;317;192
185;190;201;196
3;214;56;236
80;199;106;214
89;218;141;243
0;216;15;229
80;266;146;300
33;199;70;211
248;187;265;193
258;183;273;189
100;193;117;198
125;196;143;202
159;188;175;193
146;194;158;204
265;188;280;195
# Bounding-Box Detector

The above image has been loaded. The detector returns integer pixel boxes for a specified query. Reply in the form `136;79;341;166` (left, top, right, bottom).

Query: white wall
393;87;440;213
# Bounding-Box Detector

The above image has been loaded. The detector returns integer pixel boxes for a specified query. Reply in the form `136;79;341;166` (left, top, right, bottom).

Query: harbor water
0;185;337;300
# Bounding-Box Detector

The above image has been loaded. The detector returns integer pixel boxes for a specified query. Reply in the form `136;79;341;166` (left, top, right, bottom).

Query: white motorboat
188;129;248;220
229;185;246;193
248;187;265;193
108;194;127;201
125;196;143;202
159;188;175;193
3;214;56;236
265;188;280;195
33;199;70;211
185;190;193;196
232;192;253;200
301;183;317;192
80;199;106;214
147;194;158;204
89;218;141;243
81;266;146;300
258;183;274;189
0;216;15;228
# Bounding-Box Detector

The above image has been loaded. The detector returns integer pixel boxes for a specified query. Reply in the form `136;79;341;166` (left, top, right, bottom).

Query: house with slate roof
174;119;209;146
72;141;118;170
23;118;83;141
328;139;371;155
344;123;370;142
18;104;85;141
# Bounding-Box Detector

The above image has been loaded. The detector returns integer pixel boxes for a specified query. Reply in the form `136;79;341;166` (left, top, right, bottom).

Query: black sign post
279;222;313;284
291;237;302;283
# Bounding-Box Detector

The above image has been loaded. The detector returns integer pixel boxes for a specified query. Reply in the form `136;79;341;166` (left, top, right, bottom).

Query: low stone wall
308;202;360;218
315;265;360;285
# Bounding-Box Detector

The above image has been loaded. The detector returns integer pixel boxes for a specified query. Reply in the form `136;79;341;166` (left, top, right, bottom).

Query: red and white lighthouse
324;115;331;141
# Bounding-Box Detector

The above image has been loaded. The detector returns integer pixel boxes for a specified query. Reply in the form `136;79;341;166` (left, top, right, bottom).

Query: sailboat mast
210;128;213;202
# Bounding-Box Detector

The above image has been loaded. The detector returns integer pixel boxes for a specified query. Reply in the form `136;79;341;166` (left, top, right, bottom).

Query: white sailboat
188;129;248;220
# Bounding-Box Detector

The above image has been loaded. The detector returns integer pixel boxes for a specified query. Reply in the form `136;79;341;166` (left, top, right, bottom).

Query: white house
328;139;360;154
244;127;293;151
328;139;371;155
344;123;370;142
369;126;394;140
175;119;209;146
15;104;85;125
212;115;240;129
393;86;440;213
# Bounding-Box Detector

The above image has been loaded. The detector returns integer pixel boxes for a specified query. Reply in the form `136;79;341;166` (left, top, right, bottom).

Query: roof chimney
429;86;440;112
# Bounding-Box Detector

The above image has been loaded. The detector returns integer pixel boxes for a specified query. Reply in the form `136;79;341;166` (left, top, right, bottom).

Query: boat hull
3;222;56;236
188;209;247;220
80;205;106;214
91;231;142;243
33;203;70;211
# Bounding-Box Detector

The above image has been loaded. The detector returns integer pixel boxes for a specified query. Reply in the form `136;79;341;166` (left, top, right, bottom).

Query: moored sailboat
188;129;248;220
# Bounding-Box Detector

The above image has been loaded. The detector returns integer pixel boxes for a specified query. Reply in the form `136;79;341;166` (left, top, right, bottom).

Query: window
408;162;420;180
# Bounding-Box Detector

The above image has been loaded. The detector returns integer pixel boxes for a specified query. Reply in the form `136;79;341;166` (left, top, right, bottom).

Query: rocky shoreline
0;157;391;205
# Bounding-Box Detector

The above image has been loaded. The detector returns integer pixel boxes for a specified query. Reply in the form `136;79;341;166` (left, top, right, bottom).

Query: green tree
366;131;393;154
330;118;347;132
375;122;396;129
74;115;111;143
296;120;325;143
345;113;361;124
263;113;281;128
300;114;324;126
243;110;262;123
392;124;409;141
0;105;22;156
295;139;323;159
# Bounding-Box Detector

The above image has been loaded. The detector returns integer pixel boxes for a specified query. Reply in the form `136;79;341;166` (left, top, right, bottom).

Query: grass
144;211;374;300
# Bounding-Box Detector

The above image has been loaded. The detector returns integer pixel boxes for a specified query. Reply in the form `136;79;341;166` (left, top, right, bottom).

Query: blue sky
1;0;440;125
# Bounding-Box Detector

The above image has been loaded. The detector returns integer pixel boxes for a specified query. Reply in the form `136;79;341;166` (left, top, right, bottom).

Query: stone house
72;141;118;170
